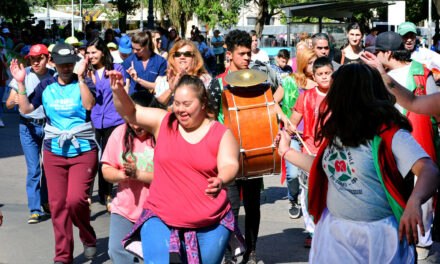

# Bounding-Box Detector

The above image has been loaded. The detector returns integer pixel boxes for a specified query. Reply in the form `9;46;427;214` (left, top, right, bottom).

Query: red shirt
145;113;231;228
294;87;326;154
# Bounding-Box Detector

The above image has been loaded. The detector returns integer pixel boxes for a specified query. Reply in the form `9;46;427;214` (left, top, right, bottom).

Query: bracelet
282;148;293;160
18;90;27;95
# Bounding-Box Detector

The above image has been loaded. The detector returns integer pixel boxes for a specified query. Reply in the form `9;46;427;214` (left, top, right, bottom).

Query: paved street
0;111;439;264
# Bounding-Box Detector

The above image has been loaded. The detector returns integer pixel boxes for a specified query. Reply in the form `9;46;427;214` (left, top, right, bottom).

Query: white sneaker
416;246;431;260
0;119;4;127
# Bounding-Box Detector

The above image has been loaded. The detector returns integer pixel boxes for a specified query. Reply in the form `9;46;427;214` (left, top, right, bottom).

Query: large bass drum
222;83;281;178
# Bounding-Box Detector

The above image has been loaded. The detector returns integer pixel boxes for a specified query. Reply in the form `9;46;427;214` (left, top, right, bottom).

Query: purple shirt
91;63;125;129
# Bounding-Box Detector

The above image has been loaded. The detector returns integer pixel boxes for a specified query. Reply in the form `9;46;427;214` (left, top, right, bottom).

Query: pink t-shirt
145;113;231;228
101;124;154;222
294;87;326;155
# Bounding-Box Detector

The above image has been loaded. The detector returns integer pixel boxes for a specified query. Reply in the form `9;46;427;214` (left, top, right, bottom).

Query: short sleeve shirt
29;77;97;157
122;53;167;94
324;130;428;221
9;67;55;119
101;124;153;222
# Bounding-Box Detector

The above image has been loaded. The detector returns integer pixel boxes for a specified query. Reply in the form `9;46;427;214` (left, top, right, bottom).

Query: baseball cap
65;36;80;46
25;44;49;59
107;42;118;50
20;45;31;56
48;44;55;52
118;35;132;54
168;27;176;32
2;28;10;34
51;43;80;64
371;31;403;53
397;22;417;36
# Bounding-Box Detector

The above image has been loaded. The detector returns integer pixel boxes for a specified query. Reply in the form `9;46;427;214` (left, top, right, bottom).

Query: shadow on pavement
73;236;110;264
0;112;23;158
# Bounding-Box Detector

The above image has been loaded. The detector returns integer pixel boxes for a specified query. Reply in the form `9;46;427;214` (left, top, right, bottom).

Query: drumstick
285;118;313;155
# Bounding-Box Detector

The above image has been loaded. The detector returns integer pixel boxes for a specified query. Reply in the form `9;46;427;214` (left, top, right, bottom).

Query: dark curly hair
315;63;411;147
225;29;252;52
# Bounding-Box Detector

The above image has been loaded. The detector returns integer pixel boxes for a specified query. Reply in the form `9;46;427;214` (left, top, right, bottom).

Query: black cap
51;43;80;65
372;31;403;53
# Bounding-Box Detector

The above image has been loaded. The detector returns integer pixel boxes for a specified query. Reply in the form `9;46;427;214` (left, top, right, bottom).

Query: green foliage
1;0;32;24
195;0;242;28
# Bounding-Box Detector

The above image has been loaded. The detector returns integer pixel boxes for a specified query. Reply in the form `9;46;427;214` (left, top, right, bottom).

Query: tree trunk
254;0;269;38
180;12;186;39
119;13;127;33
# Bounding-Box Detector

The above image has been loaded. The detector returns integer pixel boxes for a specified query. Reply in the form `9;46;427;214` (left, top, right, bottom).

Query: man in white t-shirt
250;31;269;63
374;31;438;260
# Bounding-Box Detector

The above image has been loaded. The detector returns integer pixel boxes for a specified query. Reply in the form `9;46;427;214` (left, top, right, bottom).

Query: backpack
249;60;280;92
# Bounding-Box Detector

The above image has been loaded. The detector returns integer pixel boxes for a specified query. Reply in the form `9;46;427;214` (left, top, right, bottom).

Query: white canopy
31;6;82;30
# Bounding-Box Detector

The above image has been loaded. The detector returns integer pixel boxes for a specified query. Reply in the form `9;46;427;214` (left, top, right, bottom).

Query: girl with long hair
86;37;126;210
335;22;365;64
102;90;161;264
278;63;439;263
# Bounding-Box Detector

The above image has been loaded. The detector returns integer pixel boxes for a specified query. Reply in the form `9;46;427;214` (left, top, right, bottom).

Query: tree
195;0;242;29
1;0;32;25
109;0;139;33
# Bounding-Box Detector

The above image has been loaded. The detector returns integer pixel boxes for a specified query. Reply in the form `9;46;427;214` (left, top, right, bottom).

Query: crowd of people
2;17;440;264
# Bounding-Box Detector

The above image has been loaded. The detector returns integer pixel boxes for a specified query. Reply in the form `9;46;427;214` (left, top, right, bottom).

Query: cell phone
87;63;93;71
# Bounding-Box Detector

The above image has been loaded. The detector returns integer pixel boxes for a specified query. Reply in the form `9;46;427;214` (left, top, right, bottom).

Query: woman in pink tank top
109;72;240;263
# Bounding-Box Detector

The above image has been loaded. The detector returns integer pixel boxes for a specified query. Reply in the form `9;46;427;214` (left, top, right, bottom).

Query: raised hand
126;61;138;82
108;70;124;91
9;59;26;83
76;56;89;77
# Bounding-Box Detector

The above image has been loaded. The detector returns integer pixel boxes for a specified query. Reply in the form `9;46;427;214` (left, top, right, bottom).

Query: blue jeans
286;138;301;202
108;213;139;264
140;217;230;264
19;119;48;214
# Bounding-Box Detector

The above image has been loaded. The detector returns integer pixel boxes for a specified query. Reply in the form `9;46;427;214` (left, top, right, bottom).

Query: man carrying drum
209;30;288;264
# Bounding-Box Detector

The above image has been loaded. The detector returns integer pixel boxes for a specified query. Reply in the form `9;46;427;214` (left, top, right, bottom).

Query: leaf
328;165;335;174
340;151;347;160
338;174;350;182
328;152;338;161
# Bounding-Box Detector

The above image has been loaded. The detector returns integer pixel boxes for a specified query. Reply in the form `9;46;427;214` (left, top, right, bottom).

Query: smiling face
86;45;104;68
172;45;195;73
347;29;363;47
172;84;206;130
402;32;416;51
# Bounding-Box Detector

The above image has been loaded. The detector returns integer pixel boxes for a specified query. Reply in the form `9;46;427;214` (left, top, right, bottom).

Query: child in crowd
278;63;439;263
287;56;333;247
272;49;293;79
102;91;160;264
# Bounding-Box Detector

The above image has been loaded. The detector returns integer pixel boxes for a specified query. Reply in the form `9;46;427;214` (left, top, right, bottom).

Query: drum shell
222;85;281;178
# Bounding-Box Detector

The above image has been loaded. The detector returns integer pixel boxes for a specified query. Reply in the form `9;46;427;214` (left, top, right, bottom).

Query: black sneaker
288;201;301;219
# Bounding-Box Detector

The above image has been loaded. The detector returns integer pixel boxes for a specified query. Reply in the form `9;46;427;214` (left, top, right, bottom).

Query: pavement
0;111;439;264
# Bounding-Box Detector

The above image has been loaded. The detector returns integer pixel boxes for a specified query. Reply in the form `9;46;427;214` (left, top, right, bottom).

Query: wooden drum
222;84;281;178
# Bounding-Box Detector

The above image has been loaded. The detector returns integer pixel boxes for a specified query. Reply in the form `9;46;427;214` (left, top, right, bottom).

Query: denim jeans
19;119;48;214
141;217;230;264
286;138;301;202
108;213;139;264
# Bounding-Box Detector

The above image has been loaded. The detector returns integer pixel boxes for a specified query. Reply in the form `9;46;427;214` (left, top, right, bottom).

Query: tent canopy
281;1;403;19
31;6;82;29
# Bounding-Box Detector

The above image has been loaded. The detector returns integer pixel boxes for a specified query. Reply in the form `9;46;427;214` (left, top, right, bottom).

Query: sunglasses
316;46;329;50
173;51;194;58
156;38;161;42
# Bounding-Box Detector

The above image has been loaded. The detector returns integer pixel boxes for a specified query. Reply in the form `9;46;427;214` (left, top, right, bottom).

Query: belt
20;116;46;126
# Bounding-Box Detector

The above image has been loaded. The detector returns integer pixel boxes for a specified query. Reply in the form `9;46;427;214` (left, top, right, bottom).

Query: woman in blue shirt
86;37;126;210
11;43;98;264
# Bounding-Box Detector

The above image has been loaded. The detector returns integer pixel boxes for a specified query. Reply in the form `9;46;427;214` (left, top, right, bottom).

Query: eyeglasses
173;51;194;58
316;46;329;50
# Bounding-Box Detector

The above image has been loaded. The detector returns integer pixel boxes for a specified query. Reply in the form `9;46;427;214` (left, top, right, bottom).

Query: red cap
25;44;49;59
